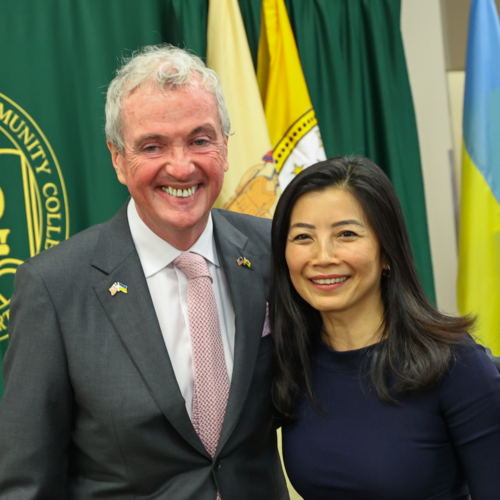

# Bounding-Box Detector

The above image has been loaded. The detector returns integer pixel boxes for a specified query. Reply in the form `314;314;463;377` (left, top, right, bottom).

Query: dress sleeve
0;261;73;499
439;341;500;499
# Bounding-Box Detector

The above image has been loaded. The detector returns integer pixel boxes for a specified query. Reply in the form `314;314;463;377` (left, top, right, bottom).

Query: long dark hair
271;156;473;419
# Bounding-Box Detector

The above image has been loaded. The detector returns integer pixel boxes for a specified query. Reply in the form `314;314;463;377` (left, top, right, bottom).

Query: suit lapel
91;202;207;456
212;212;267;453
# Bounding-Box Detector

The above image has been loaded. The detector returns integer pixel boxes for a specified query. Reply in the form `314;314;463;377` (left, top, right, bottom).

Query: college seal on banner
0;93;69;342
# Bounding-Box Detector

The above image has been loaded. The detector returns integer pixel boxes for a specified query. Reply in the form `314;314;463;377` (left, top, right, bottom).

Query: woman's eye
293;233;310;241
341;230;357;238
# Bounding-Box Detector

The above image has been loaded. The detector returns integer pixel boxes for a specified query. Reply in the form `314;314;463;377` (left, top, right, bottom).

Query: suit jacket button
215;460;223;470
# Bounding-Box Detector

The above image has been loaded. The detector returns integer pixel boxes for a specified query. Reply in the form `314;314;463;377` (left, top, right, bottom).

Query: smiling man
0;45;288;500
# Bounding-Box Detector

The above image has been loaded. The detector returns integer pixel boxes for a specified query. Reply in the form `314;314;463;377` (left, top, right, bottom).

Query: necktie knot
174;252;212;282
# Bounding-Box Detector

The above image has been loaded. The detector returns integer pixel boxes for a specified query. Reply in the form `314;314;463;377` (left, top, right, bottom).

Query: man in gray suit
0;45;288;500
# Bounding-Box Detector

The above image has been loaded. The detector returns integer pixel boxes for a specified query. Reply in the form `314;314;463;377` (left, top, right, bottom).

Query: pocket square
261;302;271;337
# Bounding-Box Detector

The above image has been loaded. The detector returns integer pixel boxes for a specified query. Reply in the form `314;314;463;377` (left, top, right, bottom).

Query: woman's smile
285;187;384;320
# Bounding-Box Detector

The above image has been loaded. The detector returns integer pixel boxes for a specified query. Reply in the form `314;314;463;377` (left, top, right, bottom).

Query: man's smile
161;184;199;198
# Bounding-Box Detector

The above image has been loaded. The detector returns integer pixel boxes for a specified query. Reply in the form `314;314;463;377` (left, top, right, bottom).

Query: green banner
0;0;434;398
0;0;207;397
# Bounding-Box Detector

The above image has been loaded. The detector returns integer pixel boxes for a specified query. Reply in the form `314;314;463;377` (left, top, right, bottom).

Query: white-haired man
0;45;289;500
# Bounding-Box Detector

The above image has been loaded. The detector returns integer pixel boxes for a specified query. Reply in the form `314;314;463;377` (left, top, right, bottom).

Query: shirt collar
127;198;219;279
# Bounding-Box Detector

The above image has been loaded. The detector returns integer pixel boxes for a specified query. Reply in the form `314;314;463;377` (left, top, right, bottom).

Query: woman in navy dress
270;156;500;500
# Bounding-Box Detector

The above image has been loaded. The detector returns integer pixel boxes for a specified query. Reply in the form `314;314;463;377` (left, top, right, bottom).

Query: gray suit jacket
0;202;288;500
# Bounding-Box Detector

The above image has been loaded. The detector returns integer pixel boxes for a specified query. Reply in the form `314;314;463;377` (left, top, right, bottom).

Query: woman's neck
321;300;385;352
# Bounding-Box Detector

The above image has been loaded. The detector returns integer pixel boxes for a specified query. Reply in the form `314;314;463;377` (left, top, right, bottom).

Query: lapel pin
109;282;128;296
236;256;252;268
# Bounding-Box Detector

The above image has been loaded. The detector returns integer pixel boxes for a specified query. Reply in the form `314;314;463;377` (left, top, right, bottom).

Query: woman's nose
314;238;341;266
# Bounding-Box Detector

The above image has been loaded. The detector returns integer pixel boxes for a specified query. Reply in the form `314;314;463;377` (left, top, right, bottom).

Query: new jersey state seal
0;92;69;342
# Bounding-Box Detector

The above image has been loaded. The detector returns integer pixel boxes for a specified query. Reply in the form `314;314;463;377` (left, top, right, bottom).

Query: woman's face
285;187;385;319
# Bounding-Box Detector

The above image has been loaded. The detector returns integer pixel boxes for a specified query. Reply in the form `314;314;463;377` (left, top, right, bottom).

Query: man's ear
107;141;127;185
223;134;229;173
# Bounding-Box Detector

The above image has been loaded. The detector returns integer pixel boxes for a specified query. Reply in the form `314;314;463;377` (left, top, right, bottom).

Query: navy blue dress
282;340;500;499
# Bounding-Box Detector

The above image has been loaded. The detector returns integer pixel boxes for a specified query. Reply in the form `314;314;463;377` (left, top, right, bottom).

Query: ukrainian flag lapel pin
109;282;128;296
236;256;252;269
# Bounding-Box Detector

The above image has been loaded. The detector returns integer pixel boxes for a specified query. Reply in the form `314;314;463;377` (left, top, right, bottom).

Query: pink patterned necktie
174;252;230;464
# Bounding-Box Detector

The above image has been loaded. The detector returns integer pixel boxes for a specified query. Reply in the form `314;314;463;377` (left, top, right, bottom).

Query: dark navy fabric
282;340;500;500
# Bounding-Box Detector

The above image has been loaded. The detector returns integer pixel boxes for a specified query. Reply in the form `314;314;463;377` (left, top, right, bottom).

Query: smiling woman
270;156;500;500
285;187;385;351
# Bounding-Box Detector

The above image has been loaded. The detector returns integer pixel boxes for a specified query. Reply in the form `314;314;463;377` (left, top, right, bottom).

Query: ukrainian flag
458;0;500;355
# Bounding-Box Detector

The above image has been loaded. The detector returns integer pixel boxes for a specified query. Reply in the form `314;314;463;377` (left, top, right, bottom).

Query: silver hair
105;44;231;153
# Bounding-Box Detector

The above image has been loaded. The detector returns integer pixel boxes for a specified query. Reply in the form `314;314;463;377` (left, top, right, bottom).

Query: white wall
447;71;466;201
401;0;459;315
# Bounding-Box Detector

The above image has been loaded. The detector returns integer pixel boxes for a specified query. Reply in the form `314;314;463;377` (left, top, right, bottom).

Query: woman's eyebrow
331;219;364;228
289;219;365;230
289;222;315;230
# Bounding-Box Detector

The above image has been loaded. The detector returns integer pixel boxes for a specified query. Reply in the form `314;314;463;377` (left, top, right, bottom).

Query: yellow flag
457;0;500;354
207;0;278;218
258;0;326;191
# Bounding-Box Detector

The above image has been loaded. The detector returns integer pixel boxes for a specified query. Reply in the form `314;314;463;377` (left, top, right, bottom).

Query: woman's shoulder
436;338;500;496
484;346;500;371
450;338;499;373
438;338;500;413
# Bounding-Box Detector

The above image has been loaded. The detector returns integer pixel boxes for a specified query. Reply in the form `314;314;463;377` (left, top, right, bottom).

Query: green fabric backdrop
238;0;434;303
0;0;434;398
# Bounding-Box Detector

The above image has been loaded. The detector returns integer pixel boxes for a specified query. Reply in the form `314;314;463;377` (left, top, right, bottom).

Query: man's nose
165;147;195;179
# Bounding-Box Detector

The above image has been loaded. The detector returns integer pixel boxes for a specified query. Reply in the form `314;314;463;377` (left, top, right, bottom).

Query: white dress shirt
127;199;235;417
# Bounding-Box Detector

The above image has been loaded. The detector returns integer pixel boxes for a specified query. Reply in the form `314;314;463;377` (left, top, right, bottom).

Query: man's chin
154;213;210;246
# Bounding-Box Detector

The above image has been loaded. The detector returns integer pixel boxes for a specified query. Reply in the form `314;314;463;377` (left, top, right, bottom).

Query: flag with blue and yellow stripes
458;0;500;355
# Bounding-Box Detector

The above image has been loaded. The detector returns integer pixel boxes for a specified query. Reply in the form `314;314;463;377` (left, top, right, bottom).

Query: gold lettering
44;239;60;249
46;212;62;241
45;196;60;213
35;159;51;174
0;228;10;256
17;125;35;146
30;145;46;161
0;312;6;331
0;186;4;219
46;225;61;238
0;189;8;256
47;212;61;225
8;114;26;133
26;139;40;152
0;103;13;125
42;182;58;197
0;310;8;331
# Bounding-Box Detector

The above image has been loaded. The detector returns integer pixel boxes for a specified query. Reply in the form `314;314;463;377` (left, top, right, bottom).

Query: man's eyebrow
189;124;218;136
133;124;217;147
133;133;165;146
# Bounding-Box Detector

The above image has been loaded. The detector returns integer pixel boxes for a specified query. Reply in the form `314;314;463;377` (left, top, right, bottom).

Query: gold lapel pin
109;282;128;296
236;256;252;268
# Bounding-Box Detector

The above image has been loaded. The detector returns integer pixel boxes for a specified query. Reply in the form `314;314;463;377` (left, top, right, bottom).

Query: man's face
108;81;229;250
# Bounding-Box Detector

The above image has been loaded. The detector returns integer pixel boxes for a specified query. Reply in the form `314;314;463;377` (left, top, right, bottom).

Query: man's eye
193;139;209;146
144;145;158;152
